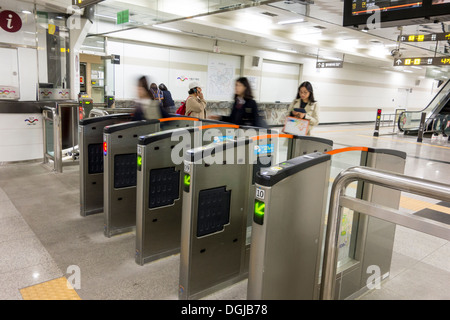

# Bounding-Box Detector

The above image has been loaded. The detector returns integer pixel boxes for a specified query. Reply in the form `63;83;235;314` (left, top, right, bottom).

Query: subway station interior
0;0;449;302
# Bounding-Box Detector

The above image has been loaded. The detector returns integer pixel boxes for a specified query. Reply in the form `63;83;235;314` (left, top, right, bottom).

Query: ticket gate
179;134;334;300
79;113;133;216
247;147;406;300
247;152;331;300
135;124;258;266
103;117;200;237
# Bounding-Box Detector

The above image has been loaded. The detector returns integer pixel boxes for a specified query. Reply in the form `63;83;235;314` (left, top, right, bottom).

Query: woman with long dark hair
286;81;319;135
213;77;263;127
132;76;169;120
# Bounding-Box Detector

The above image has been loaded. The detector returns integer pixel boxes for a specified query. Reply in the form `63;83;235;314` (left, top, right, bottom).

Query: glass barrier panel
340;199;450;300
44;116;54;158
328;150;365;271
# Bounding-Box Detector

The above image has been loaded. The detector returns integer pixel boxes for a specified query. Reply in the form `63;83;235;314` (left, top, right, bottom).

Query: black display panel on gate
114;153;137;188
197;186;231;237
88;143;103;174
148;167;180;209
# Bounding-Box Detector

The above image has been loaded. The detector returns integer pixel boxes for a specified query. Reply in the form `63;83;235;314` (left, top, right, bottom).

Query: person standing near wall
132;76;169;120
287;81;319;135
186;81;207;119
159;83;176;114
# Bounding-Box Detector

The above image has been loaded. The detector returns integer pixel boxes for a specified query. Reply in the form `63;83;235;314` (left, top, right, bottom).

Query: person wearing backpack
185;81;207;119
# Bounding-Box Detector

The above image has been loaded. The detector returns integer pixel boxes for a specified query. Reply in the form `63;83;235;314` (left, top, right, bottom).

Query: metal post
374;109;381;137
320;166;450;300
417;112;426;143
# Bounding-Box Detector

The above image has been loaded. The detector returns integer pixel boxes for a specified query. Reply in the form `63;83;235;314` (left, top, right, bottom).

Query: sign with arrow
316;61;343;68
398;32;450;42
393;57;450;66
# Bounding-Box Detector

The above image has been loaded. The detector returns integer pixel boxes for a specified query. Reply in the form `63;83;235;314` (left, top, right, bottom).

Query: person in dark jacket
159;83;176;114
132;76;169;120
211;77;264;127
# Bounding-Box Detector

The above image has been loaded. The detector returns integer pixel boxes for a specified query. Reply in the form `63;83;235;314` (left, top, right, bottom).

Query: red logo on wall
0;10;22;33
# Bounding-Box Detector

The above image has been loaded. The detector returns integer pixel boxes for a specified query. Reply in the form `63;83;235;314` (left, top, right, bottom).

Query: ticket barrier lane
179;138;255;300
81;115;200;219
103;118;201;237
178;133;334;300
246;146;406;300
79;113;133;217
248;152;332;300
135;124;254;266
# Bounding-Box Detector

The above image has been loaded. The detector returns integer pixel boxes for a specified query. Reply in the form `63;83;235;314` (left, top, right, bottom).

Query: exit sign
117;10;129;25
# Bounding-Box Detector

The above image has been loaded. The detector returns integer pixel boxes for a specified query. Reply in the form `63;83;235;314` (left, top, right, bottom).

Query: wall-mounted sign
316;61;344;68
111;54;120;64
117;10;129;25
0;10;22;33
394;57;450;66
398;32;450;42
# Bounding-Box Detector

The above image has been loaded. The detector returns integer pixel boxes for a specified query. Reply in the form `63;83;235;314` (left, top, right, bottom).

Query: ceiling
26;0;450;78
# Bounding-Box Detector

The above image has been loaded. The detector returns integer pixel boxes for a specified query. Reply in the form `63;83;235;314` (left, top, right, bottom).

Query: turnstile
103;117;200;237
247;147;406;300
179;138;255;300
178;133;334;300
247;152;331;300
135;123;245;265
79;113;133;216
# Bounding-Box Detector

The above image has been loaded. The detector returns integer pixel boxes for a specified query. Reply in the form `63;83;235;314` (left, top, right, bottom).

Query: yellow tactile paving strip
400;196;450;215
20;277;81;300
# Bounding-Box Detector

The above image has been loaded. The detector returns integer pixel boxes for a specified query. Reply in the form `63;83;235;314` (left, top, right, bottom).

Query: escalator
398;79;450;136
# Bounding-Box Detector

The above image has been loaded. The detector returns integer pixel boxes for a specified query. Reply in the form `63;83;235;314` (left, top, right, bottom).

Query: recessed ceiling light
153;25;182;32
277;18;305;25
277;48;298;53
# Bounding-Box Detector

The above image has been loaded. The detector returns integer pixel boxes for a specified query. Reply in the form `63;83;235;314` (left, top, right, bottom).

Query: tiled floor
0;123;448;300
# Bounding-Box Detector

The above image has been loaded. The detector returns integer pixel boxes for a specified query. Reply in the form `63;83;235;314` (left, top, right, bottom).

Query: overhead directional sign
394;57;450;67
398;32;450;42
316;61;343;68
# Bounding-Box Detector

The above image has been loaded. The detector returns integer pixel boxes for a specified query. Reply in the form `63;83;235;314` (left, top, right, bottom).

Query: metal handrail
320;166;450;300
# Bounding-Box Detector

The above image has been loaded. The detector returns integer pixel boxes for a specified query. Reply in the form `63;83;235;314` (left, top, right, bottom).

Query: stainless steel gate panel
247;152;331;300
103;118;203;237
79;113;133;217
103;120;161;237
179;138;255;300
135;124;243;266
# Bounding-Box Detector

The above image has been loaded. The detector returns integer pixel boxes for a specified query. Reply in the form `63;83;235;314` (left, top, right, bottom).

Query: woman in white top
287;81;319;136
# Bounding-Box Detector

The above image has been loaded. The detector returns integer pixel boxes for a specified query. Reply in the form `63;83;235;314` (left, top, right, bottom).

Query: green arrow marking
254;200;265;217
254;200;265;225
184;174;190;186
137;155;142;166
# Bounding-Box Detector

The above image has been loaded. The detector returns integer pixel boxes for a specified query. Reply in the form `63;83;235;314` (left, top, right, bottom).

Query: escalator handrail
398;79;450;132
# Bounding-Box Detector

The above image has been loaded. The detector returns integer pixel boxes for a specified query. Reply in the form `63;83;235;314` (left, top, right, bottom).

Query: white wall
93;20;438;123
106;39;241;101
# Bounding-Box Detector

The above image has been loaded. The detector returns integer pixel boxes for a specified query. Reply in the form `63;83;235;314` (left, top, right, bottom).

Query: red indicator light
103;141;107;155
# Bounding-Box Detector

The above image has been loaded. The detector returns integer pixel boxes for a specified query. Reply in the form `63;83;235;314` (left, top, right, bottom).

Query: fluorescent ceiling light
403;69;413;73
411;66;422;69
277;48;298;53
153;25;182;32
277;18;305;25
95;14;116;20
22;10;32;14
